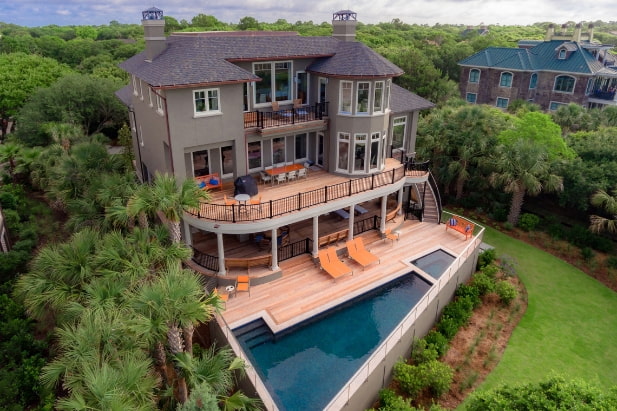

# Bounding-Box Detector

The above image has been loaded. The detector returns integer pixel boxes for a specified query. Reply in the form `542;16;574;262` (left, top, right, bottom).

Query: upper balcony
243;102;329;131
590;90;616;101
187;158;431;224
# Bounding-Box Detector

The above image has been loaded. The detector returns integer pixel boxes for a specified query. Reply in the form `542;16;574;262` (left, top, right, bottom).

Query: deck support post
348;202;355;241
380;195;387;233
312;216;319;257
398;187;404;216
270;228;279;271
217;232;226;276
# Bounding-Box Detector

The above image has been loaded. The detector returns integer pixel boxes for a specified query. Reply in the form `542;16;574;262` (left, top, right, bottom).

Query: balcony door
316;132;324;167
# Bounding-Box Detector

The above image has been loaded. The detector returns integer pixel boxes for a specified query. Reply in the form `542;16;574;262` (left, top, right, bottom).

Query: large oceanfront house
116;8;484;410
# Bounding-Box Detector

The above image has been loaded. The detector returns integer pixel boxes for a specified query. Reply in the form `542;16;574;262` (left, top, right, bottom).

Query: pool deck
220;220;473;333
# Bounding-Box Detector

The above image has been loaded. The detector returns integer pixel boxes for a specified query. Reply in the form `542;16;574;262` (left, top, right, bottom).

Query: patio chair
249;195;262;214
346;237;380;270
287;170;298;182
260;171;272;185
297;167;307;179
212;288;229;308
236;275;250;296
317;247;353;279
383;228;400;244
224;195;237;206
294;98;309;115
275;173;287;185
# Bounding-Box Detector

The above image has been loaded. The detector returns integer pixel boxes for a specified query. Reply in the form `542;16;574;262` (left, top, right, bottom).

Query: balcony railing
187;165;415;223
244;102;328;129
591;90;616;101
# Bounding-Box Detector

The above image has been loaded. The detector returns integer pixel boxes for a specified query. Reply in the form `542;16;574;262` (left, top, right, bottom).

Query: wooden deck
219;220;473;332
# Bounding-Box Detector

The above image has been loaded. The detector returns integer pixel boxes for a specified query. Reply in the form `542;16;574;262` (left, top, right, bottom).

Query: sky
1;0;615;28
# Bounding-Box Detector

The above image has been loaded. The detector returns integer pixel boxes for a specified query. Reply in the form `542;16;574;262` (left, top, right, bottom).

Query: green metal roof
459;40;615;75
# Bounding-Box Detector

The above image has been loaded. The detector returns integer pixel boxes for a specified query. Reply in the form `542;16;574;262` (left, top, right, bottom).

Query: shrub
437;316;460;340
499;254;518;277
455;284;481;308
376;389;416;411
607;256;617;269
411;338;438;364
472;272;495;296
480;264;499;278
495;280;518;306
518;213;540;231
503;222;514;231
442;296;475;324
393;362;425;398
424;330;449;358
581;247;594;262
477;248;496;270
420;360;454;398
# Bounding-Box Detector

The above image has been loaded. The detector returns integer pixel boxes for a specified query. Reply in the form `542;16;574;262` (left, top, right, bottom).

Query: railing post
269;200;273;218
391;169;395;185
297;192;302;211
231;205;236;223
348;180;352;197
325;186;328;203
371;173;375;190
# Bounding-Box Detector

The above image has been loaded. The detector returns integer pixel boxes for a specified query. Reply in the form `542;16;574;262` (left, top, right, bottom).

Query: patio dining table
264;163;304;185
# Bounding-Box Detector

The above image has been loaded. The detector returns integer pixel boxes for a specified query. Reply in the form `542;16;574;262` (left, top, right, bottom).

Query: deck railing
187;165;408;223
244;102;328;129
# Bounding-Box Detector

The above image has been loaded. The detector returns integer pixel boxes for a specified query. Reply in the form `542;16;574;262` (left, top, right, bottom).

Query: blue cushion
198;181;206;188
449;218;457;226
209;178;219;185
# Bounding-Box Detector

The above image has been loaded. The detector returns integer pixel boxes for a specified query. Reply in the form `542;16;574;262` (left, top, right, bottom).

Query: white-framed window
554;75;575;93
529;73;538;89
356;82;370;114
132;75;138;95
272;137;286;164
139;80;144;100
466;93;477;103
155;93;164;115
318;77;327;103
558;49;567;59
339;81;353;113
549;101;566;111
373;81;384;113
193;88;221;116
500;72;513;87
294;133;308;162
253;61;292;105
392;116;406;150
247;141;262;171
295;71;309;105
469;69;480;83
384;79;391;110
353;133;367;172
337;132;350;171
369;132;381;171
148;88;153;107
496;97;509;108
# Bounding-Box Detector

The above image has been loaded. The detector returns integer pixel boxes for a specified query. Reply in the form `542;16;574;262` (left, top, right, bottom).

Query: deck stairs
413;182;440;224
233;318;274;349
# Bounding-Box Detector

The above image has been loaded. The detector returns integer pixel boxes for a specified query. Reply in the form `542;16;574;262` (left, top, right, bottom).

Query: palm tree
131;264;216;404
0;141;21;181
148;172;210;243
590;188;617;234
489;138;564;226
43;122;84;152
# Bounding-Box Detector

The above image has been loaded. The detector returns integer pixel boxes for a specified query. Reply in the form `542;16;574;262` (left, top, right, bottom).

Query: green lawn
466;226;617;398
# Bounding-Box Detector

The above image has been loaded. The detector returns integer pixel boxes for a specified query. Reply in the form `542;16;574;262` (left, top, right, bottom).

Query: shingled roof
459;40;615;75
390;83;435;113
119;32;403;88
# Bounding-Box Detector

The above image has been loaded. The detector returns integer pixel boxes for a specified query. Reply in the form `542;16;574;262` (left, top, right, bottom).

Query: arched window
554;75;575;93
499;72;513;87
469;69;480;83
529;73;538;89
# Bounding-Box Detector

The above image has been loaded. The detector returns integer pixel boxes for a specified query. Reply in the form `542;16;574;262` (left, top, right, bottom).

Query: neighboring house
458;23;617;111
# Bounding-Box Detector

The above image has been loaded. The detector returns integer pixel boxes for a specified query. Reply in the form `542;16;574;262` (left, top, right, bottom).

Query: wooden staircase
414;182;441;224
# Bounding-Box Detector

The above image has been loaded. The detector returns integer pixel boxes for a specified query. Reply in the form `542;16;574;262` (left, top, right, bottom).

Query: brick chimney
332;10;357;42
545;23;555;40
142;7;166;62
572;23;582;42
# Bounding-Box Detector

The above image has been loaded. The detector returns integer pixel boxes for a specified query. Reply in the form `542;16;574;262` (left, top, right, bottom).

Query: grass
460;225;617;407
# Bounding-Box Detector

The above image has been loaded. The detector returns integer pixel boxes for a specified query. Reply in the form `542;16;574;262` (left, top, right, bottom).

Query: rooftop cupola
142;7;166;62
332;10;357;42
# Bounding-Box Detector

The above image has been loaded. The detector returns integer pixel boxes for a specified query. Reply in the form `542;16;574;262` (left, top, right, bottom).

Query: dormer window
558;49;567;59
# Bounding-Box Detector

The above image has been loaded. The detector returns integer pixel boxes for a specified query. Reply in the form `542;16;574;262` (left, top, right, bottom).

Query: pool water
411;249;456;279
234;273;432;411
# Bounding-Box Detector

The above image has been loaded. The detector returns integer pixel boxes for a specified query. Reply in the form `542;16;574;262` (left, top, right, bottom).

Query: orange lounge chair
236;275;250;296
346;237;380;270
318;247;353;279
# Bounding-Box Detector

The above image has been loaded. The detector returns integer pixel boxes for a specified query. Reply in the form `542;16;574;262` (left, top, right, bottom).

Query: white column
217;232;226;276
312;216;319;257
398;187;404;216
380;195;387;233
348;203;355;241
271;228;279;271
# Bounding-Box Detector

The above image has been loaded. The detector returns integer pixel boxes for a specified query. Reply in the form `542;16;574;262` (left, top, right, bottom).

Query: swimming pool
411;249;456;279
233;273;432;410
